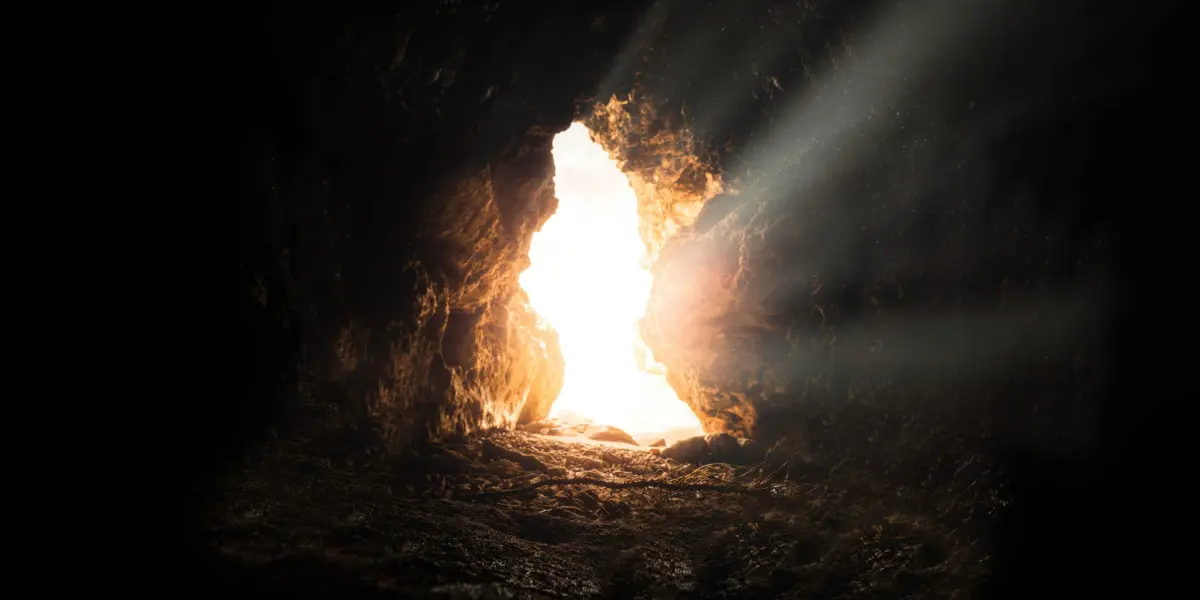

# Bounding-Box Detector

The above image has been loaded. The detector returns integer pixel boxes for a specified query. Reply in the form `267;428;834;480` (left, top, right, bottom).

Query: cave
201;0;1171;597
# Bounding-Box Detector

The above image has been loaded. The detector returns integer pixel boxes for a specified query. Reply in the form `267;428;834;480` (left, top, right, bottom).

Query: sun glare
519;123;705;442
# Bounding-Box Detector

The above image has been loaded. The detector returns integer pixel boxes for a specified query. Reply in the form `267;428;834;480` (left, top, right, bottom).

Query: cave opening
518;122;705;446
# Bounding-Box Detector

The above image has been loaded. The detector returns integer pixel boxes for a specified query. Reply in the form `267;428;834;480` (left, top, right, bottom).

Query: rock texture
624;0;1120;468
233;0;1142;480
582;94;724;260
206;430;1000;597
234;3;652;456
206;2;1175;596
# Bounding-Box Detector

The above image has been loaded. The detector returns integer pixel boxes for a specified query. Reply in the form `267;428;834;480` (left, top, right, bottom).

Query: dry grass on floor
200;430;1000;599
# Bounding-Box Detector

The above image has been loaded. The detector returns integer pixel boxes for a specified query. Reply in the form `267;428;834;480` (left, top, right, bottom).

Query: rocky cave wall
236;0;1135;475
236;2;656;458
573;0;1126;478
607;0;1123;473
581;93;724;261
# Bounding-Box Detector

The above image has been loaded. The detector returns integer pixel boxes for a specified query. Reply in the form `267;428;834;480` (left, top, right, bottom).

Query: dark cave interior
195;0;1178;597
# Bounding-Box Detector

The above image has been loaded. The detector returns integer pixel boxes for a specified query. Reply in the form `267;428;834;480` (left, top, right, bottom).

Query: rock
736;437;765;462
649;448;662;456
573;423;590;434
588;425;638;445
659;433;758;464
649;439;666;447
519;417;561;434
600;451;624;465
549;507;590;520
661;435;709;463
598;499;627;519
705;433;741;459
547;466;568;477
481;439;548;472
745;562;773;586
546;428;565;436
426;450;474;475
574;490;601;510
486;458;523;477
577;457;605;469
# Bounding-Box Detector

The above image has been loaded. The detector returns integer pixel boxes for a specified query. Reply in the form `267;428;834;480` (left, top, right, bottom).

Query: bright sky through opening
519;123;705;440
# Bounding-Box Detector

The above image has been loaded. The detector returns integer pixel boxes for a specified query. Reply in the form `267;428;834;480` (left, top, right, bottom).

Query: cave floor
197;430;991;599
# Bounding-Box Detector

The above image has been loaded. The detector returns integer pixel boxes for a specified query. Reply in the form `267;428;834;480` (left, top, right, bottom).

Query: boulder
660;436;709;463
660;433;756;464
705;433;740;459
588;425;638;445
481;439;548;472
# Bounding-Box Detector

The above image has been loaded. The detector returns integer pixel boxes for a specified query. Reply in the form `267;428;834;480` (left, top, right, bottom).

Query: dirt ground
196;429;999;598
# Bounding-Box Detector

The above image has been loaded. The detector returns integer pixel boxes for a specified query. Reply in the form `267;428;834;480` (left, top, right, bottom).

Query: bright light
519;123;705;441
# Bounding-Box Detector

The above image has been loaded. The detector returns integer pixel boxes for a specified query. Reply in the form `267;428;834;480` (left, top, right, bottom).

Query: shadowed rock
661;433;757;464
661;436;709;463
482;439;548;472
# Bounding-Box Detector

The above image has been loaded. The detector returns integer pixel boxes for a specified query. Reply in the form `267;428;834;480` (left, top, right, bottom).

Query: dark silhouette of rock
661;436;709;463
735;438;764;463
482;439;547;472
661;433;758;464
705;433;740;459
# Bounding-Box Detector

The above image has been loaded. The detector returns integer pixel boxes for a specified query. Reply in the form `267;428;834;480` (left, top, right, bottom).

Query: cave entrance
519;123;705;446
